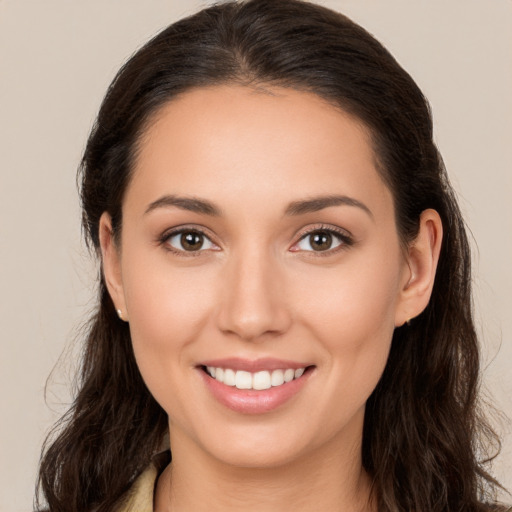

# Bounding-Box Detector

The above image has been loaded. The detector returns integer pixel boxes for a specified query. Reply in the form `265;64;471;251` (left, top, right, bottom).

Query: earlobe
395;209;443;327
99;212;128;321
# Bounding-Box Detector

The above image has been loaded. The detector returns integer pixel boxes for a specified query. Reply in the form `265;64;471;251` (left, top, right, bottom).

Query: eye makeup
157;222;355;258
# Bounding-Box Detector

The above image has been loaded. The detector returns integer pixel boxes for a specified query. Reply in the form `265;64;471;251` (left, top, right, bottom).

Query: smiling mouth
202;366;313;390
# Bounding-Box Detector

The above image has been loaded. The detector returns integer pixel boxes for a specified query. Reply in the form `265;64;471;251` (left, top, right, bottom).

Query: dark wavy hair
36;1;506;511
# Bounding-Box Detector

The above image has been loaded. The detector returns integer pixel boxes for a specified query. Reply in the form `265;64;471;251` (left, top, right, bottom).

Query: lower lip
199;368;312;414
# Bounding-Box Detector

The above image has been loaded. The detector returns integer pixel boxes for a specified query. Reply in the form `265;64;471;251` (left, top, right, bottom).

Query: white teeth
223;368;236;386
207;366;307;390
235;370;252;390
271;369;284;386
253;371;272;390
283;369;295;383
294;368;304;378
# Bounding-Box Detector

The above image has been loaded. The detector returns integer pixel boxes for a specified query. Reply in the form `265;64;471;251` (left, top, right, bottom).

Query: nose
215;248;292;342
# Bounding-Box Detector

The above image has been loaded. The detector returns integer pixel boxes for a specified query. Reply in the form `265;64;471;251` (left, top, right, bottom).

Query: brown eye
181;232;204;251
309;231;333;251
294;229;347;253
165;230;216;253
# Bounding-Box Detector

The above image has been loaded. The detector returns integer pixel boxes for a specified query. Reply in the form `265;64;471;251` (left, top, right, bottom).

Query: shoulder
115;464;158;512
115;451;170;512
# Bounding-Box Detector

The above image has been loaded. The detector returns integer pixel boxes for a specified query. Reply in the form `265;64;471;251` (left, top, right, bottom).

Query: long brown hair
36;1;505;510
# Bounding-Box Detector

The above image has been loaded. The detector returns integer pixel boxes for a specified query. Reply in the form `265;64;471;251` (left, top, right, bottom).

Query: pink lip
199;357;310;372
197;361;314;415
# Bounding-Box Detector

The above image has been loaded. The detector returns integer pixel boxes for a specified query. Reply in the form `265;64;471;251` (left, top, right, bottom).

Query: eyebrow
144;195;222;216
284;195;373;219
144;193;373;219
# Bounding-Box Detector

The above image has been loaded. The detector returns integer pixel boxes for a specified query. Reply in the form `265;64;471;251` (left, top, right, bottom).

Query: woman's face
103;85;415;468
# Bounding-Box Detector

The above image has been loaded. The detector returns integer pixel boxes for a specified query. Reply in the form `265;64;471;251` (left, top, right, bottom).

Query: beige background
0;1;510;510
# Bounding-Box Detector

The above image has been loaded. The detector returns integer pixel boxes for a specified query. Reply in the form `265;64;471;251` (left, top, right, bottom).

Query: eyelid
158;225;220;256
157;223;354;257
289;224;354;254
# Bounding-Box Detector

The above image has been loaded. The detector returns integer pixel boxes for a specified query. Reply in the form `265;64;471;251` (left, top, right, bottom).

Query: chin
208;442;309;470
191;419;342;471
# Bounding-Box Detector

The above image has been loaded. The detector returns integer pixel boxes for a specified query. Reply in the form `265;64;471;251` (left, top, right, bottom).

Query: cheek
297;250;402;338
120;251;216;406
123;245;215;339
293;247;402;394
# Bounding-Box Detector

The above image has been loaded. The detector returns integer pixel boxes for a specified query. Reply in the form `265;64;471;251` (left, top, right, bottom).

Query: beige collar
117;463;158;512
116;451;170;512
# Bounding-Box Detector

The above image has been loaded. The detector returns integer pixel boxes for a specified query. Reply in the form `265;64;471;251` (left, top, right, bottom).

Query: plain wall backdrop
0;1;511;510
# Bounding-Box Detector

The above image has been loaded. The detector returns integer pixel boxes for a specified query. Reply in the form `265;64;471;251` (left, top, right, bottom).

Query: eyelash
292;224;354;257
158;224;354;257
158;226;216;258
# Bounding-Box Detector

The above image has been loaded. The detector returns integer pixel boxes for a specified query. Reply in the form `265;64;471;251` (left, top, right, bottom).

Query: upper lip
198;357;312;372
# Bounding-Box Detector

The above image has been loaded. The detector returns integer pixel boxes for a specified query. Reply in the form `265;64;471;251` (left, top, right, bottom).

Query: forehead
126;84;392;219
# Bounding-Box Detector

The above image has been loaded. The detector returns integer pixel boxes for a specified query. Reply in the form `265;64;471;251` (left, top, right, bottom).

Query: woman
36;0;508;510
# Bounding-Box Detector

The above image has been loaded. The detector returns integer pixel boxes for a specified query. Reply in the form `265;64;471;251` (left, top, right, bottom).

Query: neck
155;424;375;512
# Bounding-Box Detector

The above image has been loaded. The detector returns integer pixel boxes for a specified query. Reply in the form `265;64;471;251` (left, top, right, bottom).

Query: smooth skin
100;85;442;511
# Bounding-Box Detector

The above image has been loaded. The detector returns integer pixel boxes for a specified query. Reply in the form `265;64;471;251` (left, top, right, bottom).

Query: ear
99;212;128;321
395;209;443;327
